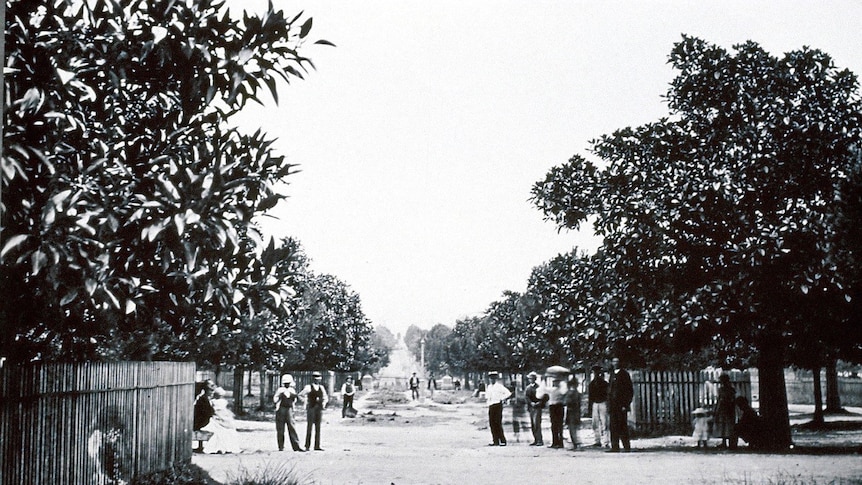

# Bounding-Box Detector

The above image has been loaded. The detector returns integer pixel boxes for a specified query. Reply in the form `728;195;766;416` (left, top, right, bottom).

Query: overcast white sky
231;1;862;336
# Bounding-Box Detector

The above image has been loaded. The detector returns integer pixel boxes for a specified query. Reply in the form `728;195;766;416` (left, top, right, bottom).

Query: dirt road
194;391;862;484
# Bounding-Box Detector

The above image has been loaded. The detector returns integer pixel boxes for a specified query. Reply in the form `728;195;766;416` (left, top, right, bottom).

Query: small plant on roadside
131;461;219;485
370;388;410;405
225;462;314;485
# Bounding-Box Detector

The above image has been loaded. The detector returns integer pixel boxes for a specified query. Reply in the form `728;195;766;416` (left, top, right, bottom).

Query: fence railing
631;369;751;436
0;361;195;485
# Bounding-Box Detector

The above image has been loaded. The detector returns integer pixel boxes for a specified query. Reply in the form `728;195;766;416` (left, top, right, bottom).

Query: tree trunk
825;356;842;413
233;365;245;416
811;366;824;425
247;368;254;397
757;337;792;449
258;368;267;411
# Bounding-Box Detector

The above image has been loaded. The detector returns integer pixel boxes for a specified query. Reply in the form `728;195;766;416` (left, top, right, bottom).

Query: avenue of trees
410;36;862;450
1;0;388;393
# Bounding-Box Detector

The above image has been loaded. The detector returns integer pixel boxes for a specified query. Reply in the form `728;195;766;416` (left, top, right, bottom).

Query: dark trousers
489;403;506;445
609;406;630;450
411;387;419;400
275;407;301;451
342;394;354;417
528;406;544;444
305;405;323;450
549;404;565;447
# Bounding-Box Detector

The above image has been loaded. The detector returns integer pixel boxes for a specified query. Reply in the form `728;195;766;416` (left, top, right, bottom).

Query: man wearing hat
299;371;328;451
274;374;304;452
485;371;512;446
588;365;609;447
607;357;633;452
525;371;548;446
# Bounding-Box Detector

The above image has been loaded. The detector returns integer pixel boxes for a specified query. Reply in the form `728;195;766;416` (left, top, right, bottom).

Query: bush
225;462;314;485
131;461;219;485
369;388;410;405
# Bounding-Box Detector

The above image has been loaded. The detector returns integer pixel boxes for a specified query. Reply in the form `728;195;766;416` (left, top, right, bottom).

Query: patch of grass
369;387;410;405
429;391;467;405
131;461;220;485
225;462;314;485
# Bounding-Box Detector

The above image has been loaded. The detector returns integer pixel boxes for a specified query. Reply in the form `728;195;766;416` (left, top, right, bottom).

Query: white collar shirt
486;382;512;405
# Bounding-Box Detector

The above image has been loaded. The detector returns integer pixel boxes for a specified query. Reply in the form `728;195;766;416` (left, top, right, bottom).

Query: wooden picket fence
630;369;751;436
0;361;195;485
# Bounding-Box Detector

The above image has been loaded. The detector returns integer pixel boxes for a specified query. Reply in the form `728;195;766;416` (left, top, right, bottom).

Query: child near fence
692;407;711;448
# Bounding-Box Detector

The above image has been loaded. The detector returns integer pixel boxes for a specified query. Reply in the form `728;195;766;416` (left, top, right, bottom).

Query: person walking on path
588;365;609;447
428;372;438;398
525;371;548;446
548;375;567;449
274;375;304;452
409;372;420;400
299;371;329;451
486;371;511;446
341;376;356;418
607;356;633;452
713;373;736;448
565;376;581;451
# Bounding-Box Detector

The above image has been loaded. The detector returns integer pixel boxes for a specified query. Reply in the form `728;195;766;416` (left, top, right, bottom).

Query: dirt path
194;392;862;484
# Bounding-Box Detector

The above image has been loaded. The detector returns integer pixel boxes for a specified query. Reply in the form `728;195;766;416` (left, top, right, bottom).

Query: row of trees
409;36;862;450
1;0;390;393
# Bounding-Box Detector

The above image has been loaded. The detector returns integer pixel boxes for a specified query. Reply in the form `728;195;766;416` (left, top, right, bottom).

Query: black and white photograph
1;1;861;483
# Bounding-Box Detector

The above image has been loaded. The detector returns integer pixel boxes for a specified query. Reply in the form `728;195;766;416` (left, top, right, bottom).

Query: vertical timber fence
630;369;751;436
0;361;195;485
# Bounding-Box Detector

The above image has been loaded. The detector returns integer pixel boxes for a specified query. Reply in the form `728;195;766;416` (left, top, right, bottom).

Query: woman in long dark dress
713;373;736;448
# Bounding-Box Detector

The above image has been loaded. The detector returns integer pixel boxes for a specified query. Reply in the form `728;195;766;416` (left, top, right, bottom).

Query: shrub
225;462;314;485
131;461;219;485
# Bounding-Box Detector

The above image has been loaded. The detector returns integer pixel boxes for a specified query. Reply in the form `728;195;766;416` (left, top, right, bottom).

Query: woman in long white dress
200;387;243;454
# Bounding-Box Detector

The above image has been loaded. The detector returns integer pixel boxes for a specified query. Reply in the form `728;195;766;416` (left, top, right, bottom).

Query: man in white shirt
485;371;512;446
341;375;356;418
273;374;304;452
299;371;329;451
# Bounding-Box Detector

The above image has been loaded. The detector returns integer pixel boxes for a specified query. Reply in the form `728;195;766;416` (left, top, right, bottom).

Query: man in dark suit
607;357;633;452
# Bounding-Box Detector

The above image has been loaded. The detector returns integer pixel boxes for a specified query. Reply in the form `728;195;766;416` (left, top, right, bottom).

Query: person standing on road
607;356;633;452
299;371;328;451
588;365;609;447
565;376;581;451
409;372;420;400
341;376;356;418
428;372;438;398
713;373;736;448
547;375;567;449
486;371;511;446
274;374;304;452
525;371;548;446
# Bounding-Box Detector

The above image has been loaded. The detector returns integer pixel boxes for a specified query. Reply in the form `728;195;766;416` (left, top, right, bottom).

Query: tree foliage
532;36;862;448
1;0;332;362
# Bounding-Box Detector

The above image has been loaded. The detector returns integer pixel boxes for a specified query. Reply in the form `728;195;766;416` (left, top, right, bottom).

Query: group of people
490;356;634;451
193;379;243;454
691;372;766;449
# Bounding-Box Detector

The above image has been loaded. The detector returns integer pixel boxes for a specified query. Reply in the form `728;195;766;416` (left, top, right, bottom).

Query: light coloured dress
692;414;710;441
200;397;243;454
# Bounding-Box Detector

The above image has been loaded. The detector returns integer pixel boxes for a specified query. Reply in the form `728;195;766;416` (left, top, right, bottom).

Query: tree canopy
0;0;346;364
531;36;862;448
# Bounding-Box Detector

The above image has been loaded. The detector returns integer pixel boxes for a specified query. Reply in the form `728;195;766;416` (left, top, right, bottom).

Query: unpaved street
194;392;862;484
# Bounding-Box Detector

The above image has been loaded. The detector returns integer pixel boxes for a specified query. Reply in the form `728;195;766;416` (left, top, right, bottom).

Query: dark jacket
608;369;633;412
